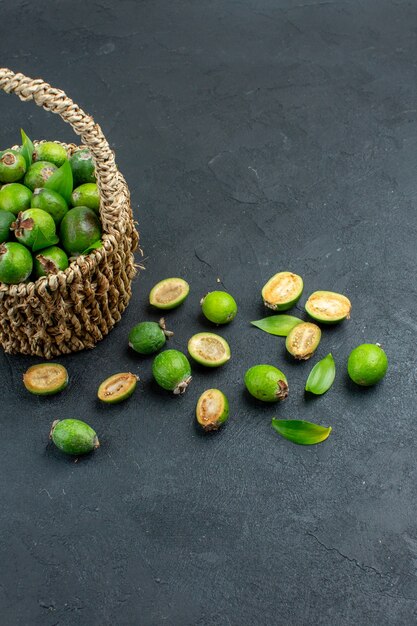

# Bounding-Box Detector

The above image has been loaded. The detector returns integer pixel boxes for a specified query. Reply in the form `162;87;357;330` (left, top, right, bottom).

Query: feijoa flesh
97;372;138;404
0;150;27;183
0;183;32;215
152;349;192;394
50;419;99;456
244;364;288;402
196;389;229;431
262;271;303;311
128;318;173;355
286;322;321;360
0;242;33;284
149;277;189;310
200;290;237;324
188;332;231;367
23;363;68;395
305;290;351;324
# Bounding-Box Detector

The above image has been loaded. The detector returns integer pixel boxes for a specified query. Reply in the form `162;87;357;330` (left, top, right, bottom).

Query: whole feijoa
128;319;173;355
0;242;33;284
33;142;68;167
32;187;68;224
149;277;190;310
0;183;32;214
11;209;57;250
60;206;102;256
305;291;351;324
196;389;229;431
0;211;15;242
71;183;100;214
201;290;237;324
152;349;192;394
97;372;139;404
262;271;303;311
244;364;288;402
50;419;99;456
24;363;68;395
0;150;27;183
33;246;69;279
286;322;321;360
70;149;96;186
348;343;388;386
24;161;57;191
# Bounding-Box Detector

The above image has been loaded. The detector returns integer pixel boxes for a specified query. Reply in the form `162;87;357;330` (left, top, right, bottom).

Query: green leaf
20;129;34;169
81;240;103;255
251;315;302;337
44;160;73;203
271;419;332;445
305;353;336;395
31;226;59;252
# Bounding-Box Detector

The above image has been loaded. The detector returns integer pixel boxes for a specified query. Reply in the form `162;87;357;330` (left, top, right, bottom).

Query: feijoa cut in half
305;290;351;324
196;389;229;431
23;363;68;396
50;419;99;456
286;322;321;360
188;332;231;367
97;372;138;404
244;364;288;402
149;277;190;310
262;271;303;311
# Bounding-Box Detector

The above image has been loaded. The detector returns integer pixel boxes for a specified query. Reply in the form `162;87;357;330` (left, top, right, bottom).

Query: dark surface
1;1;416;624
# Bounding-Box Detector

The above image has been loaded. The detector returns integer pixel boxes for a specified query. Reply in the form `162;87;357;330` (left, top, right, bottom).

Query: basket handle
0;68;125;233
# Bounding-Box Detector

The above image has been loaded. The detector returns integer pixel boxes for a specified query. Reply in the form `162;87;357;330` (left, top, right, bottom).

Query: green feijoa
200;290;237;324
60;206;102;257
24;161;57;191
152;349;192;394
244;364;288;402
196;389;229;431
23;363;68;395
271;419;332;445
149;277;190;310
0;150;27;183
71;183;100;214
97;372;139;404
262;271;303;311
128;318;173;355
31;187;68;224
188;332;231;367
0;183;32;215
11;209;57;250
0;242;33;284
286;322;321;361
305;291;351;324
250;314;302;337
50;419;99;456
33;142;68;167
347;343;388;387
0;211;15;242
305;353;336;395
33;246;69;279
69;148;96;186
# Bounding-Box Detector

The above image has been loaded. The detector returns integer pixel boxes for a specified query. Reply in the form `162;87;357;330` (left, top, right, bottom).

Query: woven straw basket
0;68;139;358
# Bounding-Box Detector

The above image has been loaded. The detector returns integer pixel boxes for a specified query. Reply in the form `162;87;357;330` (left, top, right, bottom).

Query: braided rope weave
0;68;139;358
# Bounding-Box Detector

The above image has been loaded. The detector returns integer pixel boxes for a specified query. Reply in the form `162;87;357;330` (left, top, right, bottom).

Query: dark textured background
1;1;416;624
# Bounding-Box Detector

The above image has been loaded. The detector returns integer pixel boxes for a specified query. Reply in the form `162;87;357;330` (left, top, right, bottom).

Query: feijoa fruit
149;277;190;310
97;372;139;404
128;318;173;355
188;332;231;367
50;419;99;456
200;290;237;324
196;389;229;431
244;364;288;402
152;349;192;394
23;363;68;395
305;290;351;324
262;271;303;311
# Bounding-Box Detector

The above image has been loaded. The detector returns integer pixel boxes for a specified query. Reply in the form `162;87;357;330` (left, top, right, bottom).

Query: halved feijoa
305;290;351;324
262;271;303;311
152;349;192;394
196;389;229;431
97;372;138;404
188;332;231;367
149;277;189;310
23;363;68;396
286;322;321;360
50;419;99;456
128;318;173;355
244;364;288;402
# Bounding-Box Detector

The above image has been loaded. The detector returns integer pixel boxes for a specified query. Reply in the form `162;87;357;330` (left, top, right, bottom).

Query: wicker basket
0;68;139;358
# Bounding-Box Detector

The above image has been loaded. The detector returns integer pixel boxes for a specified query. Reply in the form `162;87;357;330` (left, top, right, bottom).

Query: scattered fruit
149;277;190;310
305;290;351;324
33;246;69;278
11;208;57;250
251;314;302;337
152;349;192;394
59;206;102;256
0;210;16;243
196;389;229;431
286;322;321;360
271;419;332;445
0;150;27;183
128;319;173;355
305;353;336;395
33;142;67;167
32;187;68;224
97;372;139;404
69;148;96;186
0;241;33;283
188;332;231;367
347;343;388;386
24;160;57;191
50;418;99;456
200;290;237;324
244;364;288;402
71;183;100;214
262;271;303;311
23;363;68;395
0;183;32;214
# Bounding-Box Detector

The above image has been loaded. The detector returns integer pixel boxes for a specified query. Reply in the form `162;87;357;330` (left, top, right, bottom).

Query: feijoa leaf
81;240;103;255
20;129;34;169
32;226;59;252
251;315;302;337
271;419;332;445
45;160;73;203
305;353;336;395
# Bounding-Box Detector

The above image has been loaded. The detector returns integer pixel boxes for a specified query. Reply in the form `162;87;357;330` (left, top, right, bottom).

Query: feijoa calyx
23;363;69;395
188;332;231;367
262;271;303;311
149;277;190;310
152;349;192;394
305;290;351;324
286;322;321;360
244;365;288;402
98;372;138;404
128;318;173;355
196;389;229;431
50;419;99;456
